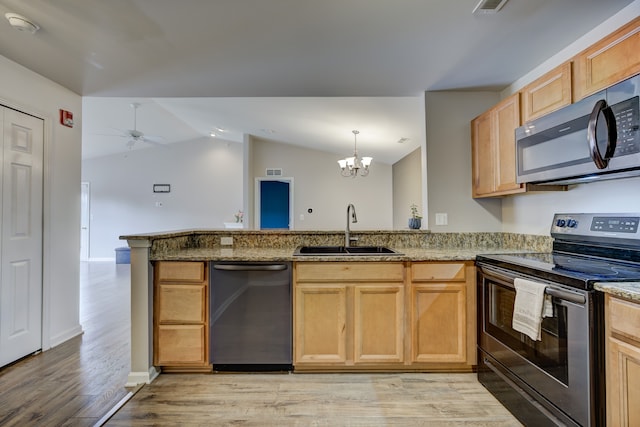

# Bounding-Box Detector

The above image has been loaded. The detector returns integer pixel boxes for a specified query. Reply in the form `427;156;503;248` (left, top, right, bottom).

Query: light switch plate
435;213;448;226
221;236;233;246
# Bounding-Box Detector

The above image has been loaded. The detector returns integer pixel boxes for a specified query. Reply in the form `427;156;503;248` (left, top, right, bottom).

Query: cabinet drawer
156;261;205;282
155;324;207;365
609;296;640;342
157;284;206;323
411;263;466;282
296;262;404;282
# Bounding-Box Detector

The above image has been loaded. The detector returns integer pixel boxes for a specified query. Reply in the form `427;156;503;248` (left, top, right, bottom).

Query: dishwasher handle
213;263;288;272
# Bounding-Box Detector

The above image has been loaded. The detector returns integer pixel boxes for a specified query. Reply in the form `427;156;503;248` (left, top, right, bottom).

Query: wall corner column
126;239;159;387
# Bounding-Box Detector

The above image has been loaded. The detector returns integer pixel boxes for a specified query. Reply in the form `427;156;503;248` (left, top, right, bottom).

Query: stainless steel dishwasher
210;261;292;371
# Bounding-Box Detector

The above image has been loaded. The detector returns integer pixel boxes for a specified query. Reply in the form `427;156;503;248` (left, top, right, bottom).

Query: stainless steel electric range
476;213;640;427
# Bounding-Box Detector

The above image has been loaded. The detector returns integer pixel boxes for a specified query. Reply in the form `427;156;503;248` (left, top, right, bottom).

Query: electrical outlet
435;213;448;226
221;236;233;246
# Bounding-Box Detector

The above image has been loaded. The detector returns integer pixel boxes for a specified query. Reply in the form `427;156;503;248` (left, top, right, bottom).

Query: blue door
260;180;290;229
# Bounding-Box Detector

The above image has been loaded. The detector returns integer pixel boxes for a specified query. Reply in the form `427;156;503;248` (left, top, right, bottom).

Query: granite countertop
594;282;640;303
150;246;526;262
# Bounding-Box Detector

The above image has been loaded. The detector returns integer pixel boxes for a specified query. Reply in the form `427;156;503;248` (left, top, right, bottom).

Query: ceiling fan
116;103;164;149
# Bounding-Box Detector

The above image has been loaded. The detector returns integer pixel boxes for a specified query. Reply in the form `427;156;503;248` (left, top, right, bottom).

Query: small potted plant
409;204;422;229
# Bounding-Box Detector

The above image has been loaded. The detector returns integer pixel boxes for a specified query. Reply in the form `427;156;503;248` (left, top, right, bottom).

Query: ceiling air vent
266;168;283;177
472;0;509;14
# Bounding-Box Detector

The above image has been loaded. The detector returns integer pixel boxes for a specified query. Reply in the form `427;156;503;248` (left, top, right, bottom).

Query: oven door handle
544;287;586;305
479;264;587;305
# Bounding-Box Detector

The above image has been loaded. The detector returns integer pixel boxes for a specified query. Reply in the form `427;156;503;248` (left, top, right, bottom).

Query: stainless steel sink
294;246;402;256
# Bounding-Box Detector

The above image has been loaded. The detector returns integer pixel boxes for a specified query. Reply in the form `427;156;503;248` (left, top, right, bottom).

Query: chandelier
337;130;373;177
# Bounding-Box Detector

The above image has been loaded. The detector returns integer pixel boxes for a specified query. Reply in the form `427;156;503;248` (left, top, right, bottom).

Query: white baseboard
126;366;160;387
87;257;116;262
49;324;84;348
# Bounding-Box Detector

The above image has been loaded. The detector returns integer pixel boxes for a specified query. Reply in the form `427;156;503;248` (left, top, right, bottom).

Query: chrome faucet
346;203;358;247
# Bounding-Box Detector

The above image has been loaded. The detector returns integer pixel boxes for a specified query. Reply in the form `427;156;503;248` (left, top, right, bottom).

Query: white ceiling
0;0;635;161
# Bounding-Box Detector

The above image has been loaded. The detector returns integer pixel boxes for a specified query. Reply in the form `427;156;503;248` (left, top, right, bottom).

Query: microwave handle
587;99;617;169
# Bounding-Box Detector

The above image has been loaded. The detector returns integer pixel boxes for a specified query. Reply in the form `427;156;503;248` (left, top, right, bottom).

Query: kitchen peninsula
121;229;551;386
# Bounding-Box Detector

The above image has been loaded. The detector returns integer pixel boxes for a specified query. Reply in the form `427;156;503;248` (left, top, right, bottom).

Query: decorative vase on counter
408;218;421;230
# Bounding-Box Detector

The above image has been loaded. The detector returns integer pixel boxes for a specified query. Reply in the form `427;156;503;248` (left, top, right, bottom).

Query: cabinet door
353;285;404;364
411;283;466;363
521;62;572;122
155;324;207;365
494;94;522;194
294;285;347;364
607;337;640;426
574;17;640;100
471;110;495;197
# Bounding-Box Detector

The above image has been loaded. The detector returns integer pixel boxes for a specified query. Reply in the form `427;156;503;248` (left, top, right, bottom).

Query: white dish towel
512;278;554;341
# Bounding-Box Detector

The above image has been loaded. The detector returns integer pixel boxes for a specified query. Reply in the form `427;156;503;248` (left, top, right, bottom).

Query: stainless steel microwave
515;74;640;185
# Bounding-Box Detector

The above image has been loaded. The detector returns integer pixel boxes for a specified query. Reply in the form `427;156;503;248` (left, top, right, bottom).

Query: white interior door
0;107;44;367
80;182;90;261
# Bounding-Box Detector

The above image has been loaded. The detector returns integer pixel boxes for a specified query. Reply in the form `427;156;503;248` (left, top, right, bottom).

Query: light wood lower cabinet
606;294;640;426
410;262;476;367
294;262;405;369
154;261;212;372
294;261;476;371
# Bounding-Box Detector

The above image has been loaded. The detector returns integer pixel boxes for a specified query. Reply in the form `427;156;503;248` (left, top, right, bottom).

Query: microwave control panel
612;96;640;156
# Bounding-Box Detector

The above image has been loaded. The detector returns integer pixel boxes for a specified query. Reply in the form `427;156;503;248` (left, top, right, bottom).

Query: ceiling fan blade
139;136;167;148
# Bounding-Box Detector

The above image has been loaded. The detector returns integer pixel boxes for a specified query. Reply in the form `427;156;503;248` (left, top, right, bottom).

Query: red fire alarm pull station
59;109;73;128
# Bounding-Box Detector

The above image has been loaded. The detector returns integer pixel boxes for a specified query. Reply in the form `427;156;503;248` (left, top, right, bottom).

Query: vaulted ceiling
0;0;635;161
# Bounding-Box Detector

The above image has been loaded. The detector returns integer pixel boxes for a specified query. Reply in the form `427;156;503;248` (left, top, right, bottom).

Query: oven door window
486;279;568;385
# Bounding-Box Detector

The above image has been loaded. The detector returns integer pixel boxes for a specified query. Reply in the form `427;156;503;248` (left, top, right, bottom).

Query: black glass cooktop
476;252;640;289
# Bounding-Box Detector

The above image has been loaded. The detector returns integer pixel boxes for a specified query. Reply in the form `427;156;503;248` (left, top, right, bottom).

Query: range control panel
551;213;640;244
590;216;639;233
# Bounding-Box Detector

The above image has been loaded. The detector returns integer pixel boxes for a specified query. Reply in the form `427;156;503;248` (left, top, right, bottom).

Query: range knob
567;219;578;228
556;219;566;227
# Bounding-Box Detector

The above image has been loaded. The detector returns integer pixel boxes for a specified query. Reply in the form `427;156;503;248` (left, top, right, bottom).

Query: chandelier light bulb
337;130;373;178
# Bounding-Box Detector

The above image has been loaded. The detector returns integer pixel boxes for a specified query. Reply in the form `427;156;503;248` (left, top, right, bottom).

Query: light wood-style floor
0;261;522;426
0;261;132;426
108;372;522;426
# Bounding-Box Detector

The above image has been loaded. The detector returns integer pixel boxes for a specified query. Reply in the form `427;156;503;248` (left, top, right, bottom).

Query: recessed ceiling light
5;13;40;34
397;137;410;144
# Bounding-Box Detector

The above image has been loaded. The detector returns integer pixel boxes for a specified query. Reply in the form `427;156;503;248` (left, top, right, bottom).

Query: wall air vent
266;168;283;177
472;0;509;14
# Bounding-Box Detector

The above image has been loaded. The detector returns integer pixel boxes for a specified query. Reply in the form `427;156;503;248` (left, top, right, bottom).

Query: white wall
0;55;82;348
82;137;244;258
392;147;422;229
425;91;503;232
251;137;393;230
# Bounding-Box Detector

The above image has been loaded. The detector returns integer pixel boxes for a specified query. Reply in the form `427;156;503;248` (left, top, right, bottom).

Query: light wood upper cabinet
574;17;640;101
472;93;524;198
521;62;572;122
606;295;640;426
494;95;522;194
471;110;495;197
154;261;211;371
